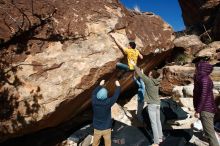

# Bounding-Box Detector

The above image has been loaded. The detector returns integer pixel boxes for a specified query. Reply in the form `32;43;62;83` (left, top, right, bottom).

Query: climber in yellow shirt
114;39;143;71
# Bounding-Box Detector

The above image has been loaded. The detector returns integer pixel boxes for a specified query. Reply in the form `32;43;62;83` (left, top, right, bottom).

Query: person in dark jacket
92;80;121;146
193;60;218;146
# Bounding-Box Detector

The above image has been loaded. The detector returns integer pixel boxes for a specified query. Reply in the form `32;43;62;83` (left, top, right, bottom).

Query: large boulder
160;65;195;95
174;35;206;55
0;0;174;142
179;98;194;111
178;0;220;40
195;41;220;64
112;103;132;126
160;64;220;96
172;84;194;101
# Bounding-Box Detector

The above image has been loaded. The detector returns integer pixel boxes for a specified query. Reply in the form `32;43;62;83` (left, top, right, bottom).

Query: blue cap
96;88;108;100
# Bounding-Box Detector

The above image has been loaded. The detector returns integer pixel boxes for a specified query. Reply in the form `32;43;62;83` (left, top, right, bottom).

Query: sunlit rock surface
0;0;174;142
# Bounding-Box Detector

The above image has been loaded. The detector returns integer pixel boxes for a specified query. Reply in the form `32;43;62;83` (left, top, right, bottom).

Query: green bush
175;53;189;65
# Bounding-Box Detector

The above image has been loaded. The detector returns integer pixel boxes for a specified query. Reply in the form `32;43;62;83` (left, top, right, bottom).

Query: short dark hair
129;42;136;49
151;70;160;79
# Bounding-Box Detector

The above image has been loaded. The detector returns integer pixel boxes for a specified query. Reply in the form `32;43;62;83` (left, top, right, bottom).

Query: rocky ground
0;0;220;145
57;95;216;146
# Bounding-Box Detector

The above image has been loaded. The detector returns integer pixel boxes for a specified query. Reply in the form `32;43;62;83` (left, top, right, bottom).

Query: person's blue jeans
138;89;144;101
116;62;130;72
137;100;144;123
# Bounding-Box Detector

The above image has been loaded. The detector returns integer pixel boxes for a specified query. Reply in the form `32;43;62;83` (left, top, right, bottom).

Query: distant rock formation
0;0;174;142
178;0;220;40
161;35;220;96
160;65;195;95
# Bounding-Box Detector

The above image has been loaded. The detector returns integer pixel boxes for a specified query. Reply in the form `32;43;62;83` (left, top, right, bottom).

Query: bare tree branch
202;24;212;41
8;1;32;28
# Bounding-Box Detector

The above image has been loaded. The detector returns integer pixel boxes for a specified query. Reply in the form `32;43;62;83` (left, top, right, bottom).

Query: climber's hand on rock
115;80;120;86
100;80;105;86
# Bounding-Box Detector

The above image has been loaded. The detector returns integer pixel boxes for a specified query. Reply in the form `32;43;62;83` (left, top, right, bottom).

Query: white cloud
134;5;141;12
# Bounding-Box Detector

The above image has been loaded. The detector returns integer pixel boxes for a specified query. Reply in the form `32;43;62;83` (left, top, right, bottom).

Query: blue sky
120;0;185;31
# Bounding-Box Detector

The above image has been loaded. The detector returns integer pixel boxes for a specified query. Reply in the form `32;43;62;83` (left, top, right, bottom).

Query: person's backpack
160;137;186;146
160;99;188;120
111;120;151;146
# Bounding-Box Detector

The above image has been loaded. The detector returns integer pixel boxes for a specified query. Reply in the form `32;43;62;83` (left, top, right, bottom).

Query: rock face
163;35;220;97
165;34;220;124
178;0;220;40
174;35;206;55
196;41;220;63
112;103;132;126
160;65;195;95
0;0;174;142
174;35;220;64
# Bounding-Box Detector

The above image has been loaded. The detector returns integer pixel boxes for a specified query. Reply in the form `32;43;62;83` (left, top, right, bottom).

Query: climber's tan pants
92;128;111;146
